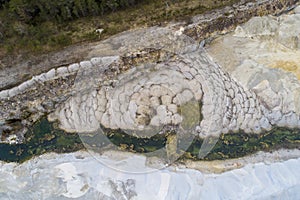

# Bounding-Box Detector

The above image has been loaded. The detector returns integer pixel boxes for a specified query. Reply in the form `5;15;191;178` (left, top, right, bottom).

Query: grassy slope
0;0;239;59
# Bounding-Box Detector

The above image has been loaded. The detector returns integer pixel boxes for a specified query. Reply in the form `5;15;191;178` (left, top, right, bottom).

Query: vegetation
0;0;240;58
0;117;83;162
6;0;142;23
0;0;145;55
184;128;300;160
0;117;299;163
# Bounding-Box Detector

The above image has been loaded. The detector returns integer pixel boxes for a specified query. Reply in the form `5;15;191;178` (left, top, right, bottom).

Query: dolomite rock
68;63;80;73
49;49;269;136
276;15;300;49
80;61;92;69
295;5;300;14
161;95;172;105
0;61;82;99
168;104;178;114
3;5;300;141
207;9;300;133
45;69;56;79
234;16;279;37
56;67;69;76
0;90;8;98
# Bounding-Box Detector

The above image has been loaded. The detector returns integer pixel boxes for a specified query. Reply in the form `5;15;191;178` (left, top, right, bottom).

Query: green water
0;117;83;162
0;117;299;163
185;128;300;160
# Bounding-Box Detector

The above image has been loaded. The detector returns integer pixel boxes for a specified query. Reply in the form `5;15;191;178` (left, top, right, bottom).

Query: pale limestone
45;68;56;79
56;67;68;77
168;104;178;114
48;12;300;137
161;95;172;105
80;61;92;69
68;63;80;73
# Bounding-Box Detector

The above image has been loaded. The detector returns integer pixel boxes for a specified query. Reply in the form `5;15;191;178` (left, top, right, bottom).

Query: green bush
7;0;142;24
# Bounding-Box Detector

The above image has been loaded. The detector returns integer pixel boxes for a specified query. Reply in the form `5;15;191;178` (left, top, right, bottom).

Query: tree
73;0;86;17
86;0;99;15
105;0;119;12
7;0;144;24
0;0;10;9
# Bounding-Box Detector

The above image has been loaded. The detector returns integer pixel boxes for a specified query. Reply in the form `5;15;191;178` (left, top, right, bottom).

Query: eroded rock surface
48;48;269;138
1;4;300;144
47;5;300;138
208;7;300;130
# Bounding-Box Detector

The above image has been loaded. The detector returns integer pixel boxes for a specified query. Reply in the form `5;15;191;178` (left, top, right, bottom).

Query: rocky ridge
47;6;300;137
208;5;300;131
1;0;297;91
0;1;300;144
48;48;269;138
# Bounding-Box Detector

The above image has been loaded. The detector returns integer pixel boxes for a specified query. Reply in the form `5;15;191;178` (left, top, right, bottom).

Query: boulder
276;14;300;49
234;16;279;37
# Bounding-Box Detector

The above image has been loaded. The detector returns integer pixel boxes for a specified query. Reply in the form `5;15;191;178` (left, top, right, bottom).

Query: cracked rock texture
1;4;300;143
48;5;300;137
208;7;300;130
49;49;268;137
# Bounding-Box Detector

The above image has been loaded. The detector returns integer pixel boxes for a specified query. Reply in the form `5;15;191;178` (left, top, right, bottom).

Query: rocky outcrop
48;47;269;137
208;7;300;129
184;0;299;42
47;4;300;138
1;3;300;200
1;3;300;144
1;0;298;92
48;5;300;138
0;67;72;99
234;14;300;50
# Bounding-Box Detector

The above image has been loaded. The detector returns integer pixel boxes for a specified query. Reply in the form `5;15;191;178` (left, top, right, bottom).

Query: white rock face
51;10;300;137
277;14;300;49
208;9;300;131
49;49;272;137
49;23;300;135
234;16;279;37
3;6;300;138
233;9;300;50
0;63;79;99
0;151;300;199
68;63;80;73
294;5;300;14
45;68;56;79
56;67;68;76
